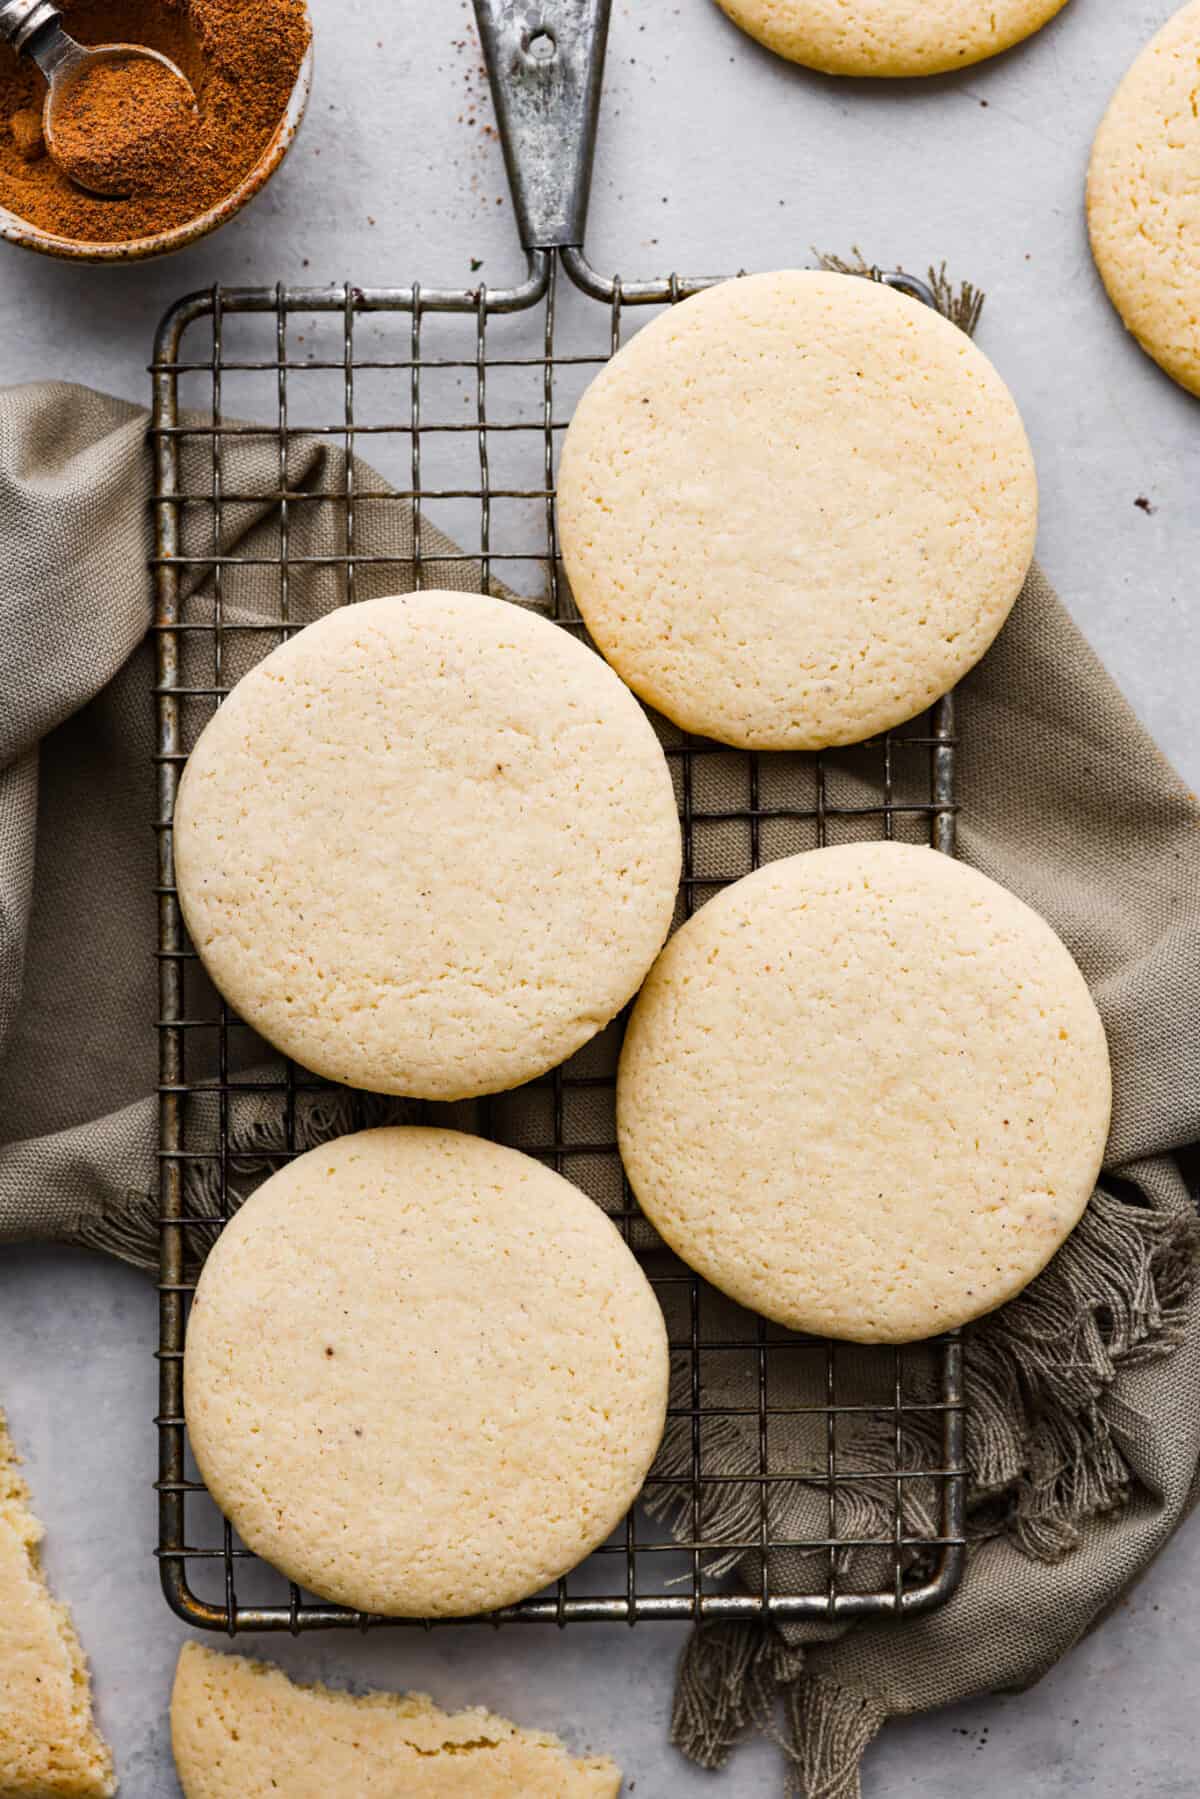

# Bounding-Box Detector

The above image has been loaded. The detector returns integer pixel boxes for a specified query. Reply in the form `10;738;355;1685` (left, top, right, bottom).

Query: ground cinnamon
0;0;310;243
51;54;197;197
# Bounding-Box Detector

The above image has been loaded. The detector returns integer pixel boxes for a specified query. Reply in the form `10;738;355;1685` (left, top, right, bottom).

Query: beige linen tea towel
0;367;1198;1797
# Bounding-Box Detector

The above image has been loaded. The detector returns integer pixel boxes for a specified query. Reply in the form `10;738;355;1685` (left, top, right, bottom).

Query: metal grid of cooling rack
151;246;966;1634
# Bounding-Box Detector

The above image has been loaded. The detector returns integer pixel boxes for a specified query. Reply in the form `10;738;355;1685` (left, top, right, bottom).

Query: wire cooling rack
151;246;967;1634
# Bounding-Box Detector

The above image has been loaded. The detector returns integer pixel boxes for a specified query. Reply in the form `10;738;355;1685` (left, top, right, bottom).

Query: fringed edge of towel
74;1185;161;1274
72;1085;419;1276
644;1407;765;1579
764;1184;1200;1578
670;1178;1200;1794
965;1185;1200;1560
673;1621;807;1771
786;1677;888;1799
673;1627;885;1799
815;247;986;336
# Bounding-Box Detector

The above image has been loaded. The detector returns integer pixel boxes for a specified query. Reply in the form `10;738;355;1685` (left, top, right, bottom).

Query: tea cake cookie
557;271;1037;750
171;1644;622;1797
0;1412;115;1798
1088;2;1200;396
184;1127;669;1615
618;843;1110;1343
711;0;1070;76
174;591;680;1100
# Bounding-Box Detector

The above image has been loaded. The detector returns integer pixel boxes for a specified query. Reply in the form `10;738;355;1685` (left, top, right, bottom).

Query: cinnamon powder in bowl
50;53;199;199
0;0;312;260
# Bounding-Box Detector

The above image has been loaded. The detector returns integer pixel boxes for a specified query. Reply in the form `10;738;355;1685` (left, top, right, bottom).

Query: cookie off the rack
182;1128;669;1617
709;0;1070;77
556;269;1037;751
171;1645;622;1797
1088;1;1200;397
0;1412;115;1798
617;843;1111;1344
172;591;680;1101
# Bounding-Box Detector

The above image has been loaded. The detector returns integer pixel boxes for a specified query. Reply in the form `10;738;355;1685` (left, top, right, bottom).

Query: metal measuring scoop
0;0;197;196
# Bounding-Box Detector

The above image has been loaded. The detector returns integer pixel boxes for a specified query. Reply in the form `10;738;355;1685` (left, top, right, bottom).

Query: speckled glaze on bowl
0;19;312;264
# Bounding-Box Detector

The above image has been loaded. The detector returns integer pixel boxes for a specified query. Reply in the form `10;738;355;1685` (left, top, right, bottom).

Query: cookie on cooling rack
172;590;680;1101
617;842;1111;1344
556;270;1037;751
183;1127;669;1617
171;1645;623;1797
710;0;1070;76
1088;2;1200;397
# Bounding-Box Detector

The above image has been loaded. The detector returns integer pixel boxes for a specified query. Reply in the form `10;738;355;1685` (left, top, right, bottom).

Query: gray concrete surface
0;0;1196;1793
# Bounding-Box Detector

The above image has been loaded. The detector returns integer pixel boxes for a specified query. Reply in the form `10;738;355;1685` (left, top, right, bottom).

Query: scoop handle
0;0;61;54
473;0;611;252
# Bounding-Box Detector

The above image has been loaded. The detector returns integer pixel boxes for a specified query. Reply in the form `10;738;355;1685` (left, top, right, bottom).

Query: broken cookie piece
171;1643;621;1796
0;1411;116;1798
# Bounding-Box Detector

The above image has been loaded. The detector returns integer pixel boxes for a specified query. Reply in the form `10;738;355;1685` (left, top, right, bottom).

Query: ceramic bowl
0;18;313;263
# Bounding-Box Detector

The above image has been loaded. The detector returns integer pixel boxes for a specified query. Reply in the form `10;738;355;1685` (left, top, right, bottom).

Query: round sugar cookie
618;843;1111;1343
557;271;1037;751
1088;2;1200;397
173;591;681;1101
711;0;1070;76
183;1127;670;1617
